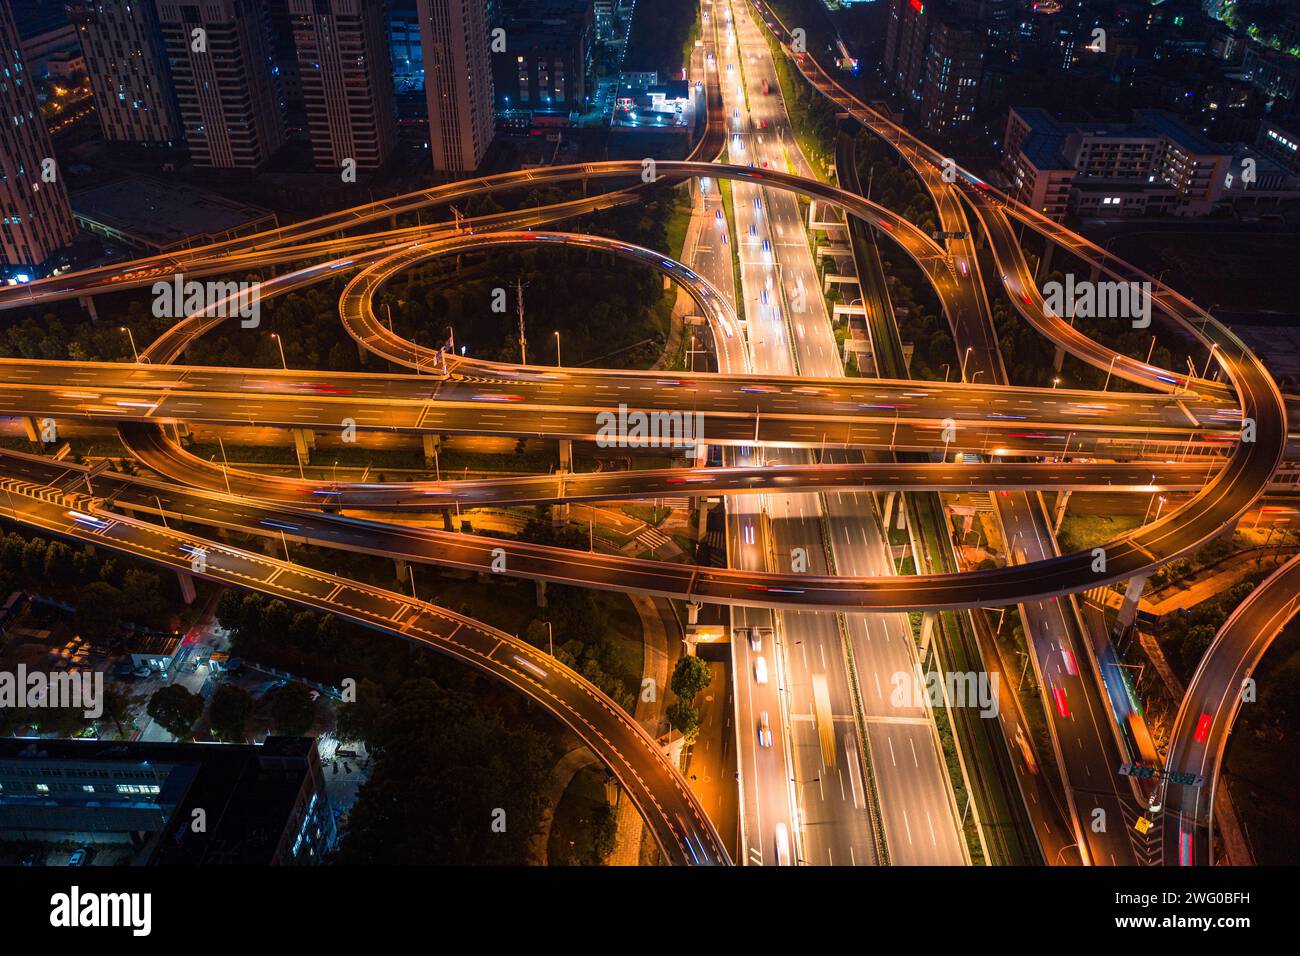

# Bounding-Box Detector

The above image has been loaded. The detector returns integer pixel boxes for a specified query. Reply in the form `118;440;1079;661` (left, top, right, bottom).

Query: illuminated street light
119;326;139;363
270;333;288;370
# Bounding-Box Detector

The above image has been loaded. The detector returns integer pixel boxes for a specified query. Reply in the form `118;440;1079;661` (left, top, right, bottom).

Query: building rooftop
0;736;328;865
71;178;277;253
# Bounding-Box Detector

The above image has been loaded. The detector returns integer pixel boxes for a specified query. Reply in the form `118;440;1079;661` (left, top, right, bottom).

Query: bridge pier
551;502;570;530
919;610;937;659
176;570;197;605
535;579;547;608
687;601;701;625
1052;490;1072;534
559;439;572;472
79;294;98;322
394;558;409;583
292;428;315;466
423;433;440;468
1112;574;1149;639
882;491;898;532
1053;345;1065;373
1036;241;1056;281
441;508;454;531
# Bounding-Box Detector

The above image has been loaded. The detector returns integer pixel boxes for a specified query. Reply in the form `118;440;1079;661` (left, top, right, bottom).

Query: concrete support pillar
176;570;197;605
535;579;548;608
357;340;369;365
21;417;42;443
882;491;898;533
1052;489;1072;535
551;502;570;529
1036;240;1056;281
694;442;709;467
79;294;98;321
423;433;440;468
292;428;315;466
441;509;454;532
687;601;701;625
920;611;938;658
1113;574;1149;639
895;499;907;531
1053;345;1065;373
172;422;192;446
394;558;409;583
696;499;710;541
559;439;572;472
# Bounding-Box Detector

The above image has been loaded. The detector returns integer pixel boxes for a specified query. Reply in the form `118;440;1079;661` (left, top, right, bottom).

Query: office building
154;0;285;170
289;0;397;170
0;2;77;281
417;0;494;172
66;0;182;146
0;736;334;865
491;0;593;112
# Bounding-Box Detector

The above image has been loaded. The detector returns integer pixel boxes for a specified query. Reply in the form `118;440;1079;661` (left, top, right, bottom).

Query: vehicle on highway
774;823;791;865
1193;711;1213;743
1052;683;1070;718
758;711;773;747
754;656;769;685
1014;725;1038;775
67;847;90;866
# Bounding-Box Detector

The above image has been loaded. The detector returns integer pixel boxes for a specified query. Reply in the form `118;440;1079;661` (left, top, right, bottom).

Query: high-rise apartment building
288;0;396;170
66;1;182;146
154;0;285;170
882;0;986;136
417;0;494;172
920;16;984;135
0;2;77;280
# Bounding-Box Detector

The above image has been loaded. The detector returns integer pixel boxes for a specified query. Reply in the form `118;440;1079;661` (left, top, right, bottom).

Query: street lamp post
960;346;973;382
271;333;288;371
1201;342;1219;380
119;326;139;363
1103;354;1117;392
554;331;562;368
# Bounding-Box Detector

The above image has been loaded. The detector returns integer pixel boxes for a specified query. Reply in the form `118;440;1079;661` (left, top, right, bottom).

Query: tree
73;581;124;641
666;700;701;742
269;680;316;736
147;684;203;740
592;801;619;862
335;678;553;865
208;684;253;742
670;655;712;703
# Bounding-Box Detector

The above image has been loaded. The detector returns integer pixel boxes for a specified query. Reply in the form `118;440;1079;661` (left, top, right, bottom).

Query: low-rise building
0;736;334;864
1002;106;1238;219
72;178;277;254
